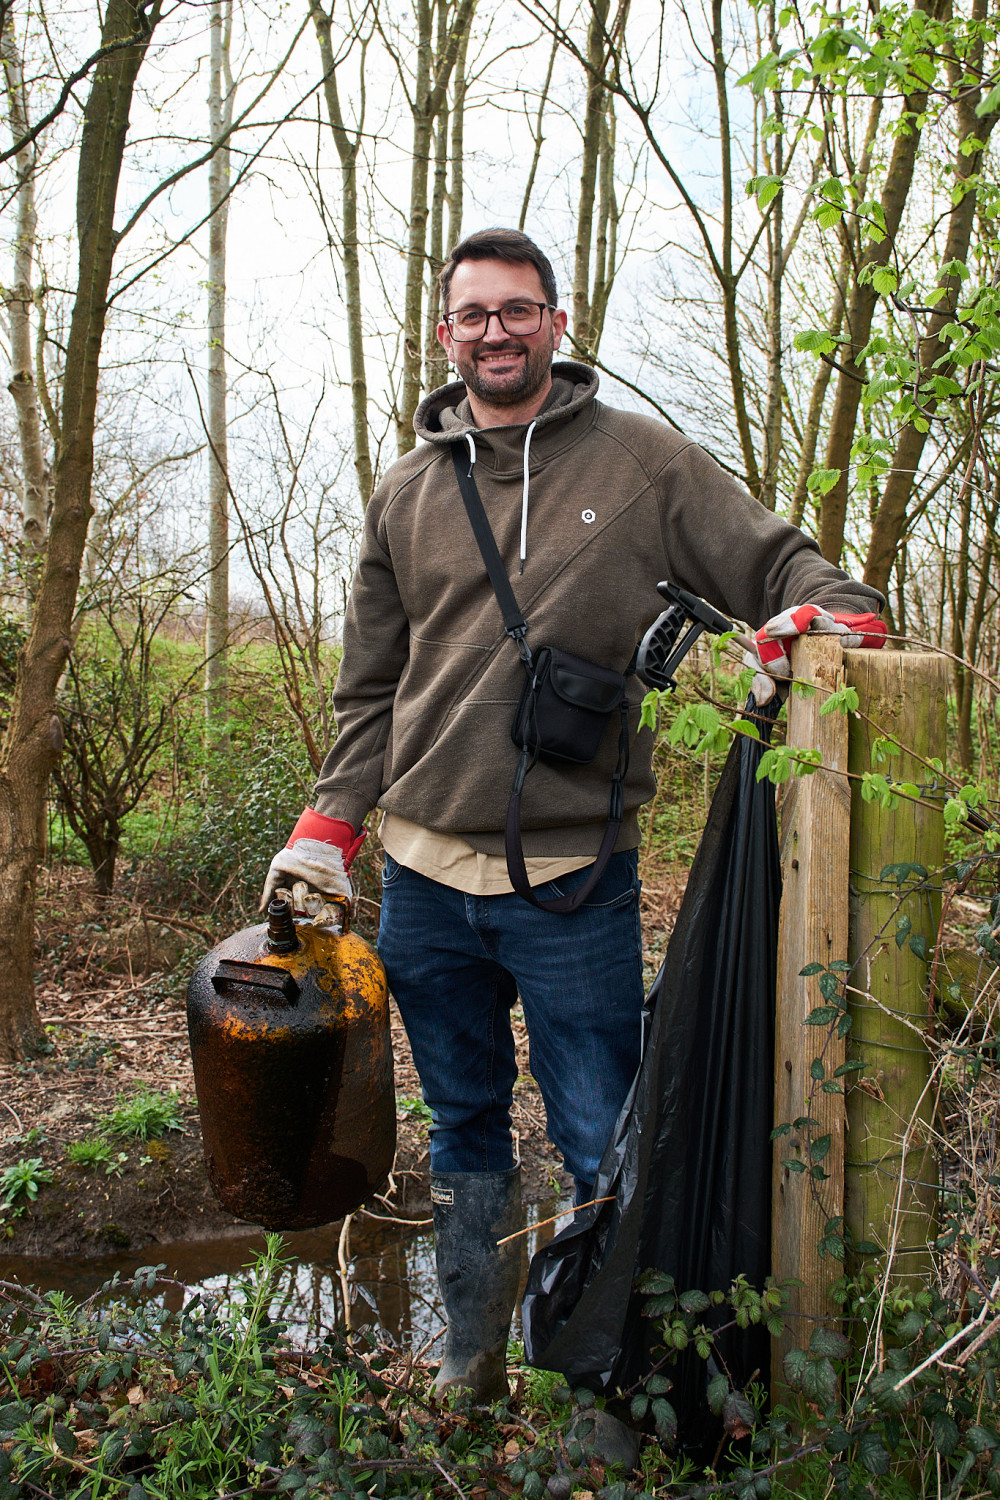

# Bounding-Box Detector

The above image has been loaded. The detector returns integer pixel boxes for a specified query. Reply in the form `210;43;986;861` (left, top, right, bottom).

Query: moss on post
842;648;946;1288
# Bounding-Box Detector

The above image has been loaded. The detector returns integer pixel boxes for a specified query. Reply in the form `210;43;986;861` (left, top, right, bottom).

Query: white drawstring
465;431;476;470
519;419;536;575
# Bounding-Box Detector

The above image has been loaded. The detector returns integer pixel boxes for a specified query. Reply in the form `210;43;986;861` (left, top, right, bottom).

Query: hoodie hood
414;360;600;476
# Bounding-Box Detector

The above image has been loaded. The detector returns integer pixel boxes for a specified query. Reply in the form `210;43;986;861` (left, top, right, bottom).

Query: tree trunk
310;0;374;506
447;17;469;245
205;0;234;737
816;0;940;565
1;13;50;568
518;14;559;232
788;97;882;527
423;0;450;393
711;0;760;497
0;0;160;1060
572;0;609;361
395;0;476;455
863;69;999;592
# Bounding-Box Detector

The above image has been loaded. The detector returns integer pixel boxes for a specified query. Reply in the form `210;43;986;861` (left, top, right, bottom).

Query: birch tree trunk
0;0;161;1060
1;11;50;573
205;0;234;736
310;0;374;506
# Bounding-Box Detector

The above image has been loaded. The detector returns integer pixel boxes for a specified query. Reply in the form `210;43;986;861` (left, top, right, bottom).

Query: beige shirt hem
379;812;594;896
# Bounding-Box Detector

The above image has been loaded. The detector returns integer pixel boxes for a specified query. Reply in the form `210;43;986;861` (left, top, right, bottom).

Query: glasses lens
448;304;545;340
499;303;543;334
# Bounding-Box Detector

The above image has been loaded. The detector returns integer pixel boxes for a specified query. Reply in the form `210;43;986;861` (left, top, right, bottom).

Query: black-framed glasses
443;301;555;341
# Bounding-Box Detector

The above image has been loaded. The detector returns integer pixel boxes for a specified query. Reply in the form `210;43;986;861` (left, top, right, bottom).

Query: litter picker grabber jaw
634;581;735;694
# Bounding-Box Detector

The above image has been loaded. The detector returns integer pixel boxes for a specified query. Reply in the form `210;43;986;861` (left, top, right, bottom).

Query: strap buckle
509;626;533;668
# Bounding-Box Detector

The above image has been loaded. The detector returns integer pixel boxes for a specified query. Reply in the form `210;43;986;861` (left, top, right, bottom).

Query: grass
99;1087;184;1141
64;1137;127;1175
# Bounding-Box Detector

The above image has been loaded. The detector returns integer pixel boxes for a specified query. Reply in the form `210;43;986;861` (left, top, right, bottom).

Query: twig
0;1099;23;1132
358;1208;432;1227
144;911;217;943
496;1195;615;1245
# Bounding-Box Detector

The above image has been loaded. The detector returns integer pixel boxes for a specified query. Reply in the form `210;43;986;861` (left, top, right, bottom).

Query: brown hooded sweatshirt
313;363;883;859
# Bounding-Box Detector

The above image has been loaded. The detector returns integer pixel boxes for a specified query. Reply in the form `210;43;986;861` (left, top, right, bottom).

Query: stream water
0;1197;571;1354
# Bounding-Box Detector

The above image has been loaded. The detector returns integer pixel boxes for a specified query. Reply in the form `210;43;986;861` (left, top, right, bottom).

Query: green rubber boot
430;1167;522;1403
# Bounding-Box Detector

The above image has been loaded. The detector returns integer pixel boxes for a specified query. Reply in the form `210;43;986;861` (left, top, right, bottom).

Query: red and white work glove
260;809;367;911
744;605;887;705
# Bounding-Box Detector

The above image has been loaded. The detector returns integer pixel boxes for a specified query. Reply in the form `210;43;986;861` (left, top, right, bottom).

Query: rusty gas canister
186;898;395;1230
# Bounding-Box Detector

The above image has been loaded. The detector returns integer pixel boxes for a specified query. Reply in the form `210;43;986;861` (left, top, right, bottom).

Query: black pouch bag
511;646;627;764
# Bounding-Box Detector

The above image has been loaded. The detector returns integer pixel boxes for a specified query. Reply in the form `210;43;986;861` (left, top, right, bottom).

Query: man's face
437;258;567;409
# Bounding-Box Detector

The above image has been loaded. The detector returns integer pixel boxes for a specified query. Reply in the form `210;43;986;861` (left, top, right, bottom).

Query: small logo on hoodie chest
581;508;596;524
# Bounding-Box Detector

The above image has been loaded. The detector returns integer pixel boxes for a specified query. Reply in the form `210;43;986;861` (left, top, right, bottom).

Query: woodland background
0;0;998;1061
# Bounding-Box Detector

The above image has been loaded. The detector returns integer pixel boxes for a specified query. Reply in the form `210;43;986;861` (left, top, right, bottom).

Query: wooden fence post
772;635;850;1380
842;649;946;1288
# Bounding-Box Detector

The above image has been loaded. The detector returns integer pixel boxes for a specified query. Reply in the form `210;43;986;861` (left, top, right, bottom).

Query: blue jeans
377;849;644;1191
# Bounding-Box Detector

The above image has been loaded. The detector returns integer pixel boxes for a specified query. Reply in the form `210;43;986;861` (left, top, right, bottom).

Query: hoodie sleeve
652;440;885;627
312;485;410;830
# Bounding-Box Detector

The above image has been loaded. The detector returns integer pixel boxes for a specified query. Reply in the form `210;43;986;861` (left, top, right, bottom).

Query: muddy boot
430;1167;522;1403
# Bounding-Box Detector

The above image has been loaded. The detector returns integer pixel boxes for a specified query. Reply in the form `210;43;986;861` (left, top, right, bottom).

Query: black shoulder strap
450;440;628;915
451;443;528;648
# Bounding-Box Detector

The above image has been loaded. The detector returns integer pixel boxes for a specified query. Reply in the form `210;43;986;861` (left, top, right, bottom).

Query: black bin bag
521;697;781;1453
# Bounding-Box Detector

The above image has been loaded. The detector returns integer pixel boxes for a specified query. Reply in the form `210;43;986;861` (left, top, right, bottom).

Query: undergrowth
5;1235;1000;1499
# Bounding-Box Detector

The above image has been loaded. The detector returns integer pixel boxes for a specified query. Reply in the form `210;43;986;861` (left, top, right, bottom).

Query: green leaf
811;1134;832;1163
932;1412;960;1456
810;1326;850;1360
871;266;898;296
795;329;836;354
646;1372;673;1395
679;1290;711;1315
707;1373;729;1415
630;1393;649;1421
810;1058;826;1080
805;1005;838;1025
908;933;928;961
800;962;826;976
858;1431;890;1474
652;1397;678;1444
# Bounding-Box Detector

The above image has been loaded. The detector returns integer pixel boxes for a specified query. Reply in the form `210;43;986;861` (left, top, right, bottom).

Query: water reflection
0;1196;572;1352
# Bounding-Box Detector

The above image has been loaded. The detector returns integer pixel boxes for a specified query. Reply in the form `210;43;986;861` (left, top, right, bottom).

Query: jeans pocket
543;849;639;909
381;852;404;886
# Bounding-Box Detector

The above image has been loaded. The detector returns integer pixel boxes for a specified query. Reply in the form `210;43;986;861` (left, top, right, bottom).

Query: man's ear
551;307;569;351
437;320;453;360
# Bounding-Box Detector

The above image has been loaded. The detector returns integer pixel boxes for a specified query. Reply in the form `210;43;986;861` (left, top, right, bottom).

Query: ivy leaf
908;933;928;961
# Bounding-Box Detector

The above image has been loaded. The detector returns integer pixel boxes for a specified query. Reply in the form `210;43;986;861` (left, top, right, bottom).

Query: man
264;228;885;1402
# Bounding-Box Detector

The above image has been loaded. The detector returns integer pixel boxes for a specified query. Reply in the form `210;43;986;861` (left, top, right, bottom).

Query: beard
453;335;554;408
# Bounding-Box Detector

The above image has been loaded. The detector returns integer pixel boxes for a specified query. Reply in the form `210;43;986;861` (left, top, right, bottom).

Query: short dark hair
439;228;558;312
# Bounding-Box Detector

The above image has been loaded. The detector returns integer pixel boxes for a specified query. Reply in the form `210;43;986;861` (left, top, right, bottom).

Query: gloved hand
743;605;887;704
260;809;366;911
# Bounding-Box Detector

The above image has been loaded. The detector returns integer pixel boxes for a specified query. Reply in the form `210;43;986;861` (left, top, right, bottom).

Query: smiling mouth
477;348;525;366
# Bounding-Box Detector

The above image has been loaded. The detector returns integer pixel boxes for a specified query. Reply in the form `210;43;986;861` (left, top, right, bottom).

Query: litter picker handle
634;581;734;693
